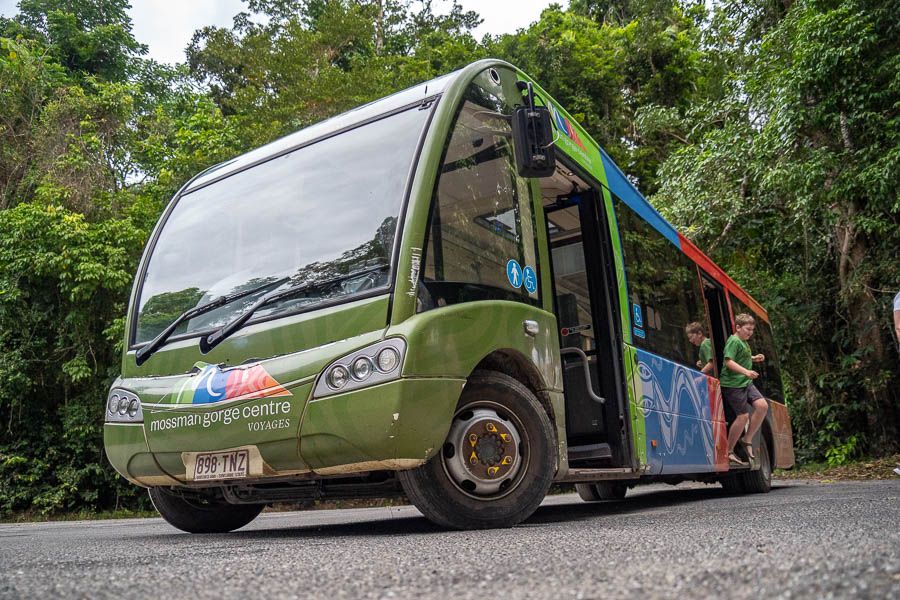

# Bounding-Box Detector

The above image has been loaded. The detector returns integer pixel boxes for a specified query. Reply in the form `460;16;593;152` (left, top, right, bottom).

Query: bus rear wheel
740;439;773;493
576;482;627;501
149;487;263;533
398;370;555;530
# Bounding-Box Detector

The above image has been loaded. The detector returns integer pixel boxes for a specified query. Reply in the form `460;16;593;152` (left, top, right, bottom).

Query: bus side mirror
511;105;556;178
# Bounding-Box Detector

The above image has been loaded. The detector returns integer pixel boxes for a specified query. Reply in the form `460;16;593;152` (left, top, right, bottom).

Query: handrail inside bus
559;347;605;404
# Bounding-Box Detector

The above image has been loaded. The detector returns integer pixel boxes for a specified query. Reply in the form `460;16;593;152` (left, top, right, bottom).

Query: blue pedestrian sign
506;259;523;289
523;266;537;294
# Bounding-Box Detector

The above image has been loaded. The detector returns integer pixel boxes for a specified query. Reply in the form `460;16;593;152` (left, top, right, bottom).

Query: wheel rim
441;402;528;500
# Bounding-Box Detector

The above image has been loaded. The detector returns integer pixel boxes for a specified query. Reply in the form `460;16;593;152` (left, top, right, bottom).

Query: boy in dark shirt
721;313;767;465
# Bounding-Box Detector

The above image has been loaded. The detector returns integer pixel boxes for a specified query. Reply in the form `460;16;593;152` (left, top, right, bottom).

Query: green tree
493;1;706;193
0;203;146;516
187;0;484;147
8;0;147;81
652;0;900;460
0;1;245;516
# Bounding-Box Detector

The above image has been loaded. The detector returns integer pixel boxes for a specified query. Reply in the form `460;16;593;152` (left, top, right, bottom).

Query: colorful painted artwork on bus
634;349;729;475
549;104;587;150
168;362;292;405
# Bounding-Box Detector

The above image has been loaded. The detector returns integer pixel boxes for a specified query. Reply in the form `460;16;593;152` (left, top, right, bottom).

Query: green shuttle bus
104;60;795;532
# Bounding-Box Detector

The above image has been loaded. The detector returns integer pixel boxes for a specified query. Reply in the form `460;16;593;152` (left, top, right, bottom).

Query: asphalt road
1;479;898;599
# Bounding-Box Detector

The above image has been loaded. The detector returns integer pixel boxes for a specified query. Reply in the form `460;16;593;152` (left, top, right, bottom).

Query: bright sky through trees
0;0;567;65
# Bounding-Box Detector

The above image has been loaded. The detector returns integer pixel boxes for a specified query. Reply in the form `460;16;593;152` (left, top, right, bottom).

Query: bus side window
613;198;711;369
420;72;540;310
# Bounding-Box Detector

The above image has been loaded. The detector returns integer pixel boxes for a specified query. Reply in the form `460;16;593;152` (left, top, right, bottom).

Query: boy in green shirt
721;313;767;465
685;322;715;375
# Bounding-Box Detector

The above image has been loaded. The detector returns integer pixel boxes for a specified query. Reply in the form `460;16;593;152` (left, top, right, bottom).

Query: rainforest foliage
0;0;897;517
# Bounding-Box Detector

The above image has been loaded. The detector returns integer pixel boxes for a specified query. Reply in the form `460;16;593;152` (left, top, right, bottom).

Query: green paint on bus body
623;344;647;468
514;70;632;346
104;59;641;487
601;187;633;346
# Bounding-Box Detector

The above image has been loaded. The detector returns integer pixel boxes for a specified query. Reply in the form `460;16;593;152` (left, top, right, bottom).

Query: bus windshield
133;105;430;345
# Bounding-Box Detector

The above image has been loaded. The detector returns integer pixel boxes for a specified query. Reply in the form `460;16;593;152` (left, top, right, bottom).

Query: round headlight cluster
107;394;119;414
323;344;403;391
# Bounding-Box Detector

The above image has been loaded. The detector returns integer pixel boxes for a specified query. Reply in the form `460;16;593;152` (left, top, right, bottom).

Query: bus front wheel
398;370;556;530
149;487;263;533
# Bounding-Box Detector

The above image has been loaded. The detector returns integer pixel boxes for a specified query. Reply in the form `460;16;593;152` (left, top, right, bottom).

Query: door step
567;443;612;462
727;456;759;472
562;467;637;483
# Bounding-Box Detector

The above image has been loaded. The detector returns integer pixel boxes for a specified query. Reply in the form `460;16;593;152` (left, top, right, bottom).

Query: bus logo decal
408;247;422;297
171;362;292;405
549;103;587;151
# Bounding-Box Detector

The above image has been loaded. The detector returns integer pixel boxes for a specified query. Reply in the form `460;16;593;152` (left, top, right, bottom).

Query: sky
0;0;568;66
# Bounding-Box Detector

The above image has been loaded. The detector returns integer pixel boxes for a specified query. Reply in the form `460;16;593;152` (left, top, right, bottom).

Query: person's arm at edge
701;360;715;375
724;357;758;379
893;308;900;346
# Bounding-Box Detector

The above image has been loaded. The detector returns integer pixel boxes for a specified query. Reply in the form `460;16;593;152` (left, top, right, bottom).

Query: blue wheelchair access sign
632;303;643;328
506;259;523;289
523;266;537;294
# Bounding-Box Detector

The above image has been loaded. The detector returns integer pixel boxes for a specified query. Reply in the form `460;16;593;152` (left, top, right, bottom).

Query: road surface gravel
1;479;897;599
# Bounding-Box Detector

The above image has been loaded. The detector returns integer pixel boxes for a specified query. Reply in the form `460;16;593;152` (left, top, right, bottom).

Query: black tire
576;482;627;501
398;370;556;530
575;483;602;501
719;473;745;494
149;487;263;533
740;439;773;493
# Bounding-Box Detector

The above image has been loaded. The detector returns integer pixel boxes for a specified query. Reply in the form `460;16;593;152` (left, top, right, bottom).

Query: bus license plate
191;449;249;481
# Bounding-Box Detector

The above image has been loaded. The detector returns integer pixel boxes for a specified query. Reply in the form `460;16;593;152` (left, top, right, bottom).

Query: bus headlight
327;365;350;390
351;356;373;381
106;389;143;423
315;338;406;398
376;347;400;373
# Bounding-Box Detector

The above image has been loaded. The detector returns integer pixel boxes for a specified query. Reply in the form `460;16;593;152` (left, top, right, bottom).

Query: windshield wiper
134;277;289;366
199;264;388;354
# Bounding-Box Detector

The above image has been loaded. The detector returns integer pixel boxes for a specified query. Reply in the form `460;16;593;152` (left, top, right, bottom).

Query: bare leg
727;413;749;454
743;398;769;443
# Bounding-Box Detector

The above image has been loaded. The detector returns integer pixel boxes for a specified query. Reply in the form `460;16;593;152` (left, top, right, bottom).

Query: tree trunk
832;112;898;450
375;0;384;55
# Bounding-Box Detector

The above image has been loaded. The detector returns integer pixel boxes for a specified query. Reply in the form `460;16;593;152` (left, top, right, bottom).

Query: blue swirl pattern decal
636;349;716;475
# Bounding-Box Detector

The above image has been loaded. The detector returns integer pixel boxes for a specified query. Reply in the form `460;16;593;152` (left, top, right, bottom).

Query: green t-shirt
698;338;713;370
720;334;752;388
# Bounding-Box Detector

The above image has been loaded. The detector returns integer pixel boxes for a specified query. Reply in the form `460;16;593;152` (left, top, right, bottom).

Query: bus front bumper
104;376;465;486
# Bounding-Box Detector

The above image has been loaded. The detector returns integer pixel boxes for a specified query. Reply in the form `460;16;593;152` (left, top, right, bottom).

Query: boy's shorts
722;383;765;415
